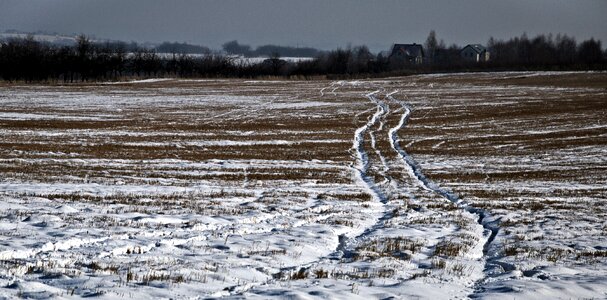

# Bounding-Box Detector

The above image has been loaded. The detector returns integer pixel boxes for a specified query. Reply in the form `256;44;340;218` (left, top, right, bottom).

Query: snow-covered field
0;72;606;299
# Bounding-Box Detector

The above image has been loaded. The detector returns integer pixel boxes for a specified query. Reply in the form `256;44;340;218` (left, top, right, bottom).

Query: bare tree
425;30;438;63
555;34;576;64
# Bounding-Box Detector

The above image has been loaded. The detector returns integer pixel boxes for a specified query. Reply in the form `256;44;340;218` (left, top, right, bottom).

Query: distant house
389;43;424;64
461;44;490;62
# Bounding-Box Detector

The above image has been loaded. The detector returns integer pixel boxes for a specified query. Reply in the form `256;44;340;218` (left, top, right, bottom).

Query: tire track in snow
0;235;126;261
335;88;400;259
385;90;500;291
367;92;392;188
386;91;447;196
351;90;389;203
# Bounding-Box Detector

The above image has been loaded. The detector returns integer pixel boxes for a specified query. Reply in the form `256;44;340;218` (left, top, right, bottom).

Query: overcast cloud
0;0;605;51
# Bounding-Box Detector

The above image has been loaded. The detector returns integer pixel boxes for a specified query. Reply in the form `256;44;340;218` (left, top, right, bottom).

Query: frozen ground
0;72;606;299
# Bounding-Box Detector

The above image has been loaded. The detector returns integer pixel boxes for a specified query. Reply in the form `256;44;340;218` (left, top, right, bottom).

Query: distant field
0;72;606;299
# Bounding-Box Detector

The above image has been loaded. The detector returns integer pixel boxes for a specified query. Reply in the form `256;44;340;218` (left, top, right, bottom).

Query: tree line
486;33;603;68
0;33;605;82
420;31;605;70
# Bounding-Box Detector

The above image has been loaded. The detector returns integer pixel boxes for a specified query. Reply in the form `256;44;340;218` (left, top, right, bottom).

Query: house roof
391;43;424;58
462;44;487;54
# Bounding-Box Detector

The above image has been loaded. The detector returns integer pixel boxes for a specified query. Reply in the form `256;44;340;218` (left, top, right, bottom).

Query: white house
461;44;490;62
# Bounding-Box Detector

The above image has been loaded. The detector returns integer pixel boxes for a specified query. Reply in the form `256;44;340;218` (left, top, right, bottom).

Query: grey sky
1;0;606;52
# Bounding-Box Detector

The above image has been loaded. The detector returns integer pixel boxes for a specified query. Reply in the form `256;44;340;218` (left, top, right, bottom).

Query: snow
0;72;605;299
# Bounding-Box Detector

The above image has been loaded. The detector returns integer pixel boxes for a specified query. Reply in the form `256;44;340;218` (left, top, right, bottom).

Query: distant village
388;43;489;64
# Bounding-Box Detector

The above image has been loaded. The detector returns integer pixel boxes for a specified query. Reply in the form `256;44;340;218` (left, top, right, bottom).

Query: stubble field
0;72;606;299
